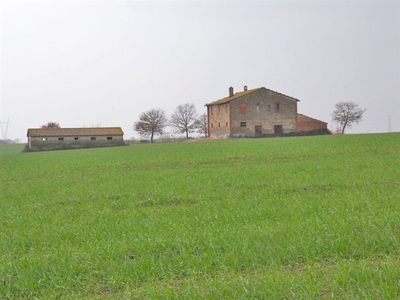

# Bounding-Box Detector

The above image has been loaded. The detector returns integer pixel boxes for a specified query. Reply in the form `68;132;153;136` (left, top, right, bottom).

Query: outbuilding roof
27;127;124;137
205;87;300;106
297;114;328;124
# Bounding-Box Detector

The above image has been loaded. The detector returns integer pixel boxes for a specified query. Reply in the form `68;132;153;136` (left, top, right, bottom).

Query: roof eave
206;87;300;106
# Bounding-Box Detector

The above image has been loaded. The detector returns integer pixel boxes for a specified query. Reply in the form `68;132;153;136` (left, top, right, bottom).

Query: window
74;137;79;141
275;103;281;113
218;123;220;127
107;137;113;140
42;137;47;142
58;137;64;141
240;122;247;127
240;102;247;113
91;137;96;141
211;123;213;128
226;122;228;127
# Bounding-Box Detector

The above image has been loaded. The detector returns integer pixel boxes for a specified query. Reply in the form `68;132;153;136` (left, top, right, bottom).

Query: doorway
255;125;262;137
274;125;282;135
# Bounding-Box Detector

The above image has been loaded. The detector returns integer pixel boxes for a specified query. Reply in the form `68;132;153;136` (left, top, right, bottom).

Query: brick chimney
229;86;234;97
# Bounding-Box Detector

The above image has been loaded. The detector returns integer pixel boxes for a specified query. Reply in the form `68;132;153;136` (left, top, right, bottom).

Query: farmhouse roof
27;127;124;137
205;87;300;106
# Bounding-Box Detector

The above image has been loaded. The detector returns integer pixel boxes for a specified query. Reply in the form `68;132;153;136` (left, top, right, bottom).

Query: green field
1;133;399;299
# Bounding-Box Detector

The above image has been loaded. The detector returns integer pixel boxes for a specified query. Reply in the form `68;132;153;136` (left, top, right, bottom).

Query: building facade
206;86;328;138
206;86;301;138
27;127;124;151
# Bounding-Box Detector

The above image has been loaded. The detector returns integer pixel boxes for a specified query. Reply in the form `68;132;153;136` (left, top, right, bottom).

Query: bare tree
134;108;167;142
193;113;208;138
170;103;198;139
41;122;61;129
332;102;366;134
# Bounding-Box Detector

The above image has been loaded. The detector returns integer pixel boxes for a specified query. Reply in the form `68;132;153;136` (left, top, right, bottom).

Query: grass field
1;133;399;299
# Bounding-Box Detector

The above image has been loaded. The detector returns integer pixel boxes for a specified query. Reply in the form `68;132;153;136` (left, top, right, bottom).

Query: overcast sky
1;0;399;141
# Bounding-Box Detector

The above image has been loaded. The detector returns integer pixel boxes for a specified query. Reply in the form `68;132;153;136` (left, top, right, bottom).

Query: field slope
1;133;399;299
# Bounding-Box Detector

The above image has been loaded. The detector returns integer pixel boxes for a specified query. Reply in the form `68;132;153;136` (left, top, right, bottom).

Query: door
274;125;282;135
255;125;262;137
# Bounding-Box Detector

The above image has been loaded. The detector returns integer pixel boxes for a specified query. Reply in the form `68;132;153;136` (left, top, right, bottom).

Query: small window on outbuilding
58;137;64;141
240;122;247;127
226;122;228;127
107;137;113;140
74;137;79;141
91;137;96;141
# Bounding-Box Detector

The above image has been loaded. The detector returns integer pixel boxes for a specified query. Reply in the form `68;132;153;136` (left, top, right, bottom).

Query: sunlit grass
1;133;399;298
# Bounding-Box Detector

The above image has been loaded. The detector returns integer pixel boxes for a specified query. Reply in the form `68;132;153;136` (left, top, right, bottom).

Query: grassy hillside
1;134;399;299
0;143;25;155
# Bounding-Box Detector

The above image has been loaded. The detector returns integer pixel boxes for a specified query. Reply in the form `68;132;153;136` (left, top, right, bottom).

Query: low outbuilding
26;127;124;151
296;114;328;133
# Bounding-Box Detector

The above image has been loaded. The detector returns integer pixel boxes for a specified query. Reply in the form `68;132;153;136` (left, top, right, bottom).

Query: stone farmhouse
26;127;124;151
205;86;327;138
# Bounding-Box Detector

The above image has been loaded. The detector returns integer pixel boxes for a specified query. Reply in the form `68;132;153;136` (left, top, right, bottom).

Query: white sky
1;0;399;141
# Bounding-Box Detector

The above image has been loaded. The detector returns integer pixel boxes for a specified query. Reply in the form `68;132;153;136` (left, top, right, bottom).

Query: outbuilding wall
29;135;124;151
296;114;328;132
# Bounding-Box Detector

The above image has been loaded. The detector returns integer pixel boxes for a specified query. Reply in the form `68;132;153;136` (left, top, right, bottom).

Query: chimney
244;85;248;91
229;86;234;97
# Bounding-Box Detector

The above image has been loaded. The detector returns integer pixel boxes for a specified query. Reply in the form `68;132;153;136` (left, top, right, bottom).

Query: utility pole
0;118;10;141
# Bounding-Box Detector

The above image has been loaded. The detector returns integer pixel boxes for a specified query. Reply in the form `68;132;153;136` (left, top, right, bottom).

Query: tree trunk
341;122;348;134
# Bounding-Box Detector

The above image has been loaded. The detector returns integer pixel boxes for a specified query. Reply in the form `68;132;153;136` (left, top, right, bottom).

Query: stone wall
208;103;231;138
229;89;298;137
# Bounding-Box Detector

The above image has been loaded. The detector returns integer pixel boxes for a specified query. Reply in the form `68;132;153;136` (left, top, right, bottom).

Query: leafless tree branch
134;108;167;142
332;102;366;134
170;103;198;139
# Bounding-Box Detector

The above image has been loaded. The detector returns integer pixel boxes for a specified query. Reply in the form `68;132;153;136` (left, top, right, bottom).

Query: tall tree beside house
332;102;366;134
193;113;208;138
170;103;198;139
41;122;61;129
134;108;167;143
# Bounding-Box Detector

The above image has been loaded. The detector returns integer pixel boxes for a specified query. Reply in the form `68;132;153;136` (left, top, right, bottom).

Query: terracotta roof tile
205;87;300;106
297;114;327;124
27;127;124;137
